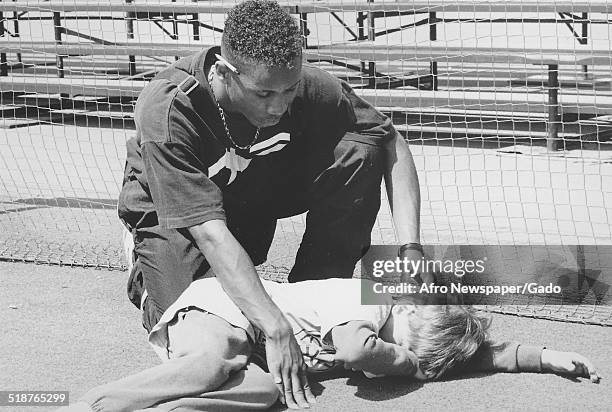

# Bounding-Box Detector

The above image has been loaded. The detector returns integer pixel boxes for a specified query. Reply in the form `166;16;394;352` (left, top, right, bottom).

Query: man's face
225;56;302;128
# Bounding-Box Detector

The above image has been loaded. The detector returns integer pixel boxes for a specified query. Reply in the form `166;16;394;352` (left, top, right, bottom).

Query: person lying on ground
60;277;600;412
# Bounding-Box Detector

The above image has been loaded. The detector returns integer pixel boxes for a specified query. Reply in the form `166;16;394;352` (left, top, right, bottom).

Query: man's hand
266;322;316;409
541;349;600;383
399;245;435;286
189;220;315;406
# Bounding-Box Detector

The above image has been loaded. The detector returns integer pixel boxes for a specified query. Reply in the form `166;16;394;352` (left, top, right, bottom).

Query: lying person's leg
137;363;277;412
63;309;276;412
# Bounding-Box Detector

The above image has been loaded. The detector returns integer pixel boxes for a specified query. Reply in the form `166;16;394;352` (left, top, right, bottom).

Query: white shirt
149;277;393;372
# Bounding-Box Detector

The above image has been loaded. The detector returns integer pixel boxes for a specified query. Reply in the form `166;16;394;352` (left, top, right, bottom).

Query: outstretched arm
462;341;544;373
330;320;418;377
459;341;600;382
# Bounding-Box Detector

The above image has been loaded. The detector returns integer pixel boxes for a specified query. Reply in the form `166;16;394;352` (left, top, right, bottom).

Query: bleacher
1;0;611;149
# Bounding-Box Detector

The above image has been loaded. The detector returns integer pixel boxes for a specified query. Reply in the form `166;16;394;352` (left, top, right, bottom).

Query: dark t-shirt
118;46;395;231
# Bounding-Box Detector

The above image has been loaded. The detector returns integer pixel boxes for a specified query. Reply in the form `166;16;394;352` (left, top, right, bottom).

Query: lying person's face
226;56;302;128
386;305;435;380
388;303;418;347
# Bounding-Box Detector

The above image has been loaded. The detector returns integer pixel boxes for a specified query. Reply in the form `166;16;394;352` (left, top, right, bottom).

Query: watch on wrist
398;242;424;257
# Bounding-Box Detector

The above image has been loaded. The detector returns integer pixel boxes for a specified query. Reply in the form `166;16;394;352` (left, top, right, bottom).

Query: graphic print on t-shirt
208;132;291;184
208;148;251;185
249;132;291;156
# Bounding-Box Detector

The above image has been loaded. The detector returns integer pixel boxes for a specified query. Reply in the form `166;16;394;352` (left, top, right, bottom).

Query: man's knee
333;136;386;184
131;226;210;315
311;137;385;207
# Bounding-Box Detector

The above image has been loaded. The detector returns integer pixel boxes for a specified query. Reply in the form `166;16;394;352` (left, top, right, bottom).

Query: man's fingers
283;369;300;409
298;363;317;405
301;369;317;405
267;357;284;404
279;363;315;409
272;373;285;405
291;367;310;409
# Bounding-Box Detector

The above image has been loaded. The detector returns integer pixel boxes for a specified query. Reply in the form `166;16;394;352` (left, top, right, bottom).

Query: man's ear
214;61;232;83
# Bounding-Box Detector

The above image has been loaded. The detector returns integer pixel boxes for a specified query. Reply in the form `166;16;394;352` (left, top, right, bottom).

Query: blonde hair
399;305;490;380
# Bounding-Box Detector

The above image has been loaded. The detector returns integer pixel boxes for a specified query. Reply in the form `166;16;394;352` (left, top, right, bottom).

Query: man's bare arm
188;219;315;409
383;130;421;244
189;219;284;333
382;130;436;284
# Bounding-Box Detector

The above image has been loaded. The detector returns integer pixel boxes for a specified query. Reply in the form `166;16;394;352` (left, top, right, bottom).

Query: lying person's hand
266;320;317;409
413;367;434;381
541;349;600;383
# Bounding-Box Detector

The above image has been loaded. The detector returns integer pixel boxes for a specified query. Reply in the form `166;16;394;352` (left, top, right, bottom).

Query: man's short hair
222;0;303;70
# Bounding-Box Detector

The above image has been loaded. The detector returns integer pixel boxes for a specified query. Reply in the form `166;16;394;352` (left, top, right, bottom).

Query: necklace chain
207;66;260;151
